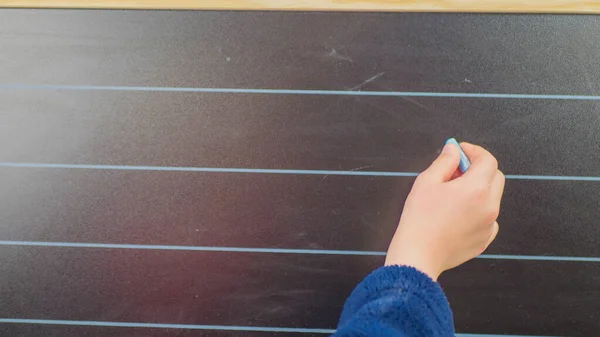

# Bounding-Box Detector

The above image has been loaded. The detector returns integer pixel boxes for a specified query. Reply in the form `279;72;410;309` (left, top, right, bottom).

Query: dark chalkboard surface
0;9;599;337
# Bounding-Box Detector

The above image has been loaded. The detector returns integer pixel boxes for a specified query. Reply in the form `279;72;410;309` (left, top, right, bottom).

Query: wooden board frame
1;0;600;13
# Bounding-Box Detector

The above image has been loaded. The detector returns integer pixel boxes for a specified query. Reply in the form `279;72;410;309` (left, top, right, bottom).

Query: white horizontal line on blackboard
1;241;599;262
0;318;564;336
1;83;600;100
1;162;599;181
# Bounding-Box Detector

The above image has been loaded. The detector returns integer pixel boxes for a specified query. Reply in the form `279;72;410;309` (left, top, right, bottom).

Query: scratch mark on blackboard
349;165;374;172
322;165;374;182
327;48;353;62
401;96;440;114
348;72;385;91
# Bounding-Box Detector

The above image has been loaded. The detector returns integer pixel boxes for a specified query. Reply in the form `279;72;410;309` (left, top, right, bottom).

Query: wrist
384;254;441;281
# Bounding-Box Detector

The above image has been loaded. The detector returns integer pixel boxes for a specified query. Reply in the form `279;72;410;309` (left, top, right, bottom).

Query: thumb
421;144;461;183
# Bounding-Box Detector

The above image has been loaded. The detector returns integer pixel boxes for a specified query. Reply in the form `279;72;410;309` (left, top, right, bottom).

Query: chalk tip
445;137;459;147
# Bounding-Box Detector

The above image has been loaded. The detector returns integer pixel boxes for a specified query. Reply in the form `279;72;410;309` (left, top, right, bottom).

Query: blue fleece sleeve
332;265;454;337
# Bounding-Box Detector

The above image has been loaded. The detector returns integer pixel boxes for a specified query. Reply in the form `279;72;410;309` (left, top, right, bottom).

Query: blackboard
0;9;599;337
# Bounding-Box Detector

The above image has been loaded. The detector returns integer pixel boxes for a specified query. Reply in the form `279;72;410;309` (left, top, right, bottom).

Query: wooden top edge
0;1;600;13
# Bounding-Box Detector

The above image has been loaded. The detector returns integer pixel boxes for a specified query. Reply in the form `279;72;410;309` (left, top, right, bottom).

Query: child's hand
385;142;505;281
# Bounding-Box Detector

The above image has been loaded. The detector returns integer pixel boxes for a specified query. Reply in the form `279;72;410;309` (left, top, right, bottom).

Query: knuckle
484;206;500;223
479;242;491;255
497;169;506;182
470;183;488;201
487;155;499;171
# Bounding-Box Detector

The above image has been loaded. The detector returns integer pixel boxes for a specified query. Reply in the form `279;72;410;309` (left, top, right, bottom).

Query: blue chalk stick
445;138;471;173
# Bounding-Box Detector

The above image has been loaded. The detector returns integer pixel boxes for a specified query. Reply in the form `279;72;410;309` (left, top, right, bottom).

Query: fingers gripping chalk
445;138;471;173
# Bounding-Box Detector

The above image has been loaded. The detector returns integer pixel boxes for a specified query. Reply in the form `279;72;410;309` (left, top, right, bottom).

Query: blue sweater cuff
336;265;454;337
